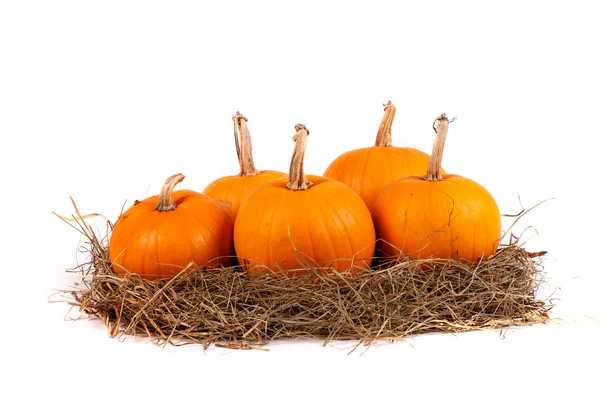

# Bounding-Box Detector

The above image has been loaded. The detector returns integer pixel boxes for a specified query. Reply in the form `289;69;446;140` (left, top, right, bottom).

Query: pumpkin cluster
108;103;501;280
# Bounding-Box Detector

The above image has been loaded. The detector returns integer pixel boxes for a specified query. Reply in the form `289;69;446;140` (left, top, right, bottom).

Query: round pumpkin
204;112;286;220
234;124;376;276
372;114;501;262
109;173;234;279
323;101;443;212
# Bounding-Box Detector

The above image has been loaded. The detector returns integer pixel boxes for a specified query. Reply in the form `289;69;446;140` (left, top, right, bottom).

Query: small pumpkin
204;112;287;220
234;124;376;276
323;101;443;212
109;173;234;279
372;114;501;262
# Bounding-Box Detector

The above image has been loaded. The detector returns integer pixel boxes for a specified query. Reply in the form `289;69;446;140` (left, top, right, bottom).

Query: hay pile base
58;208;553;351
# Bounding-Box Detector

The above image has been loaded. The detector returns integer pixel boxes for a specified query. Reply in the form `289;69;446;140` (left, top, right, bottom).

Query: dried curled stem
374;101;396;147
424;114;450;181
233;112;259;176
286;124;312;191
155;173;185;211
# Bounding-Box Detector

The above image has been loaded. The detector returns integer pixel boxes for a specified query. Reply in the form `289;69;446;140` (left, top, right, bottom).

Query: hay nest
56;201;554;351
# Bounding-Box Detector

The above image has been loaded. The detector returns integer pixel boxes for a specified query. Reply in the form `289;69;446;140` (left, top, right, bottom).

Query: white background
1;1;599;399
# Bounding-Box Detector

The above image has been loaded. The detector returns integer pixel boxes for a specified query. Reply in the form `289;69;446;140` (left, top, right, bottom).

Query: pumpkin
323;101;443;212
109;173;234;279
204;112;287;220
234;124;376;276
371;114;501;262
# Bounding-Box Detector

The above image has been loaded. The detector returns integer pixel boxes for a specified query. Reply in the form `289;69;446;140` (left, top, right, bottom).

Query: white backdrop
1;1;598;399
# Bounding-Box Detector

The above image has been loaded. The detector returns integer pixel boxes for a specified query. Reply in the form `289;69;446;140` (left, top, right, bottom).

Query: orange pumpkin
234;124;376;276
372;114;501;262
109;173;234;279
323;101;443;212
204;112;287;220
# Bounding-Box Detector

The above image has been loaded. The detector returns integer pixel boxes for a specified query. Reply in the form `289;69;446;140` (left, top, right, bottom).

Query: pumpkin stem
286;124;313;191
233;112;259;176
424;114;451;181
374;100;396;147
155;173;185;211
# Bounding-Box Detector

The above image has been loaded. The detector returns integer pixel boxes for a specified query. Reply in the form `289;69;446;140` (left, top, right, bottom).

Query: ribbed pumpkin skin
109;190;234;279
372;174;501;262
204;170;287;220
234;175;376;275
324;146;439;213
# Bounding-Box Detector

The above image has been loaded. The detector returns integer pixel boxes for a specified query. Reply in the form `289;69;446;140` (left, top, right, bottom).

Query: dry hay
54;199;554;351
